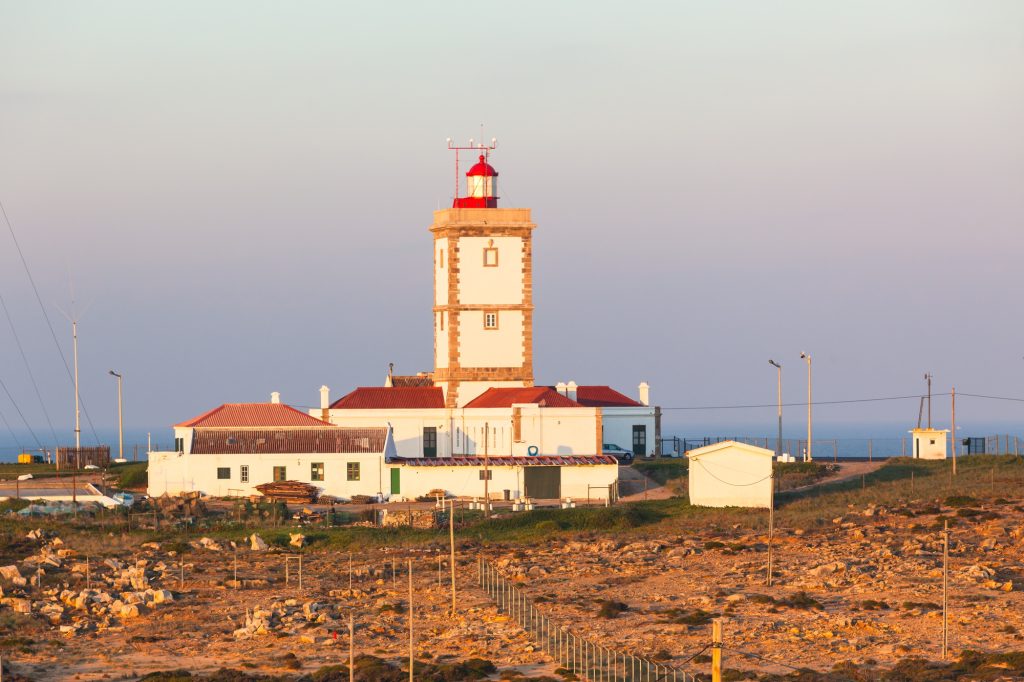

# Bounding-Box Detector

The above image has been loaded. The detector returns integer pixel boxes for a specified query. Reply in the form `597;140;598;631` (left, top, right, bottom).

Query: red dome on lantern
466;155;498;177
454;154;499;208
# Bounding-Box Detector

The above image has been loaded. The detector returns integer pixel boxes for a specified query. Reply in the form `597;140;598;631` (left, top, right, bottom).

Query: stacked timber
255;481;319;504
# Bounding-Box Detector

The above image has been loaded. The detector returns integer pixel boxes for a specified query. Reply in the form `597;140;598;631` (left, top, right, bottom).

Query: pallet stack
255;480;319;504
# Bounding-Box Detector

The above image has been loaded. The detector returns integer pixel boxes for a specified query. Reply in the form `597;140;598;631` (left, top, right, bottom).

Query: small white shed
686;440;774;508
910;428;948;460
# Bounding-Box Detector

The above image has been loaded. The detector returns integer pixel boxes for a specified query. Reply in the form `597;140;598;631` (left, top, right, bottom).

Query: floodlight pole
769;360;782;457
800;353;811;462
109;370;123;460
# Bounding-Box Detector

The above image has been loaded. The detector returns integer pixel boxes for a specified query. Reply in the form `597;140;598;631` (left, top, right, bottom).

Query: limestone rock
250;534;269;551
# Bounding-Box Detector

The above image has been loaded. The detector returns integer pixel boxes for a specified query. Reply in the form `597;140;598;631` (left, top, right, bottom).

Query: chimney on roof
638;381;650;406
270;391;281;404
320;385;330;422
555;381;568;397
566;381;578;402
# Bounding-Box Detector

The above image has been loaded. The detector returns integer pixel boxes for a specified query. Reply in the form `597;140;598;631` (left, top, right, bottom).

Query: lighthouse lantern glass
468;174;495;199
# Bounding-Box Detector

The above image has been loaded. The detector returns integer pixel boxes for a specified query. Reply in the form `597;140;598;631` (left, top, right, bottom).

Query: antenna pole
73;319;81;452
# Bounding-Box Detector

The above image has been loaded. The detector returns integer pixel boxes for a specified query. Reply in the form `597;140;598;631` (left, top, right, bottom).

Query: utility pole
449;499;457;616
769;360;782;457
767;466;775;587
925;373;933;429
109;370;123;460
483;422;490;515
800;352;812;461
72;320;81;452
951;387;957;476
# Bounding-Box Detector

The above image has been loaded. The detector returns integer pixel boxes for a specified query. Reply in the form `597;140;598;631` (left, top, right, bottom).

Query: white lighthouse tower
432;145;535;407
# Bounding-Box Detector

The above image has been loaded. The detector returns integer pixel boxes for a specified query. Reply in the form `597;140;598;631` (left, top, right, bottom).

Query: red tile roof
463;387;582;408
394;455;616;466
190;427;387;454
573;386;643;407
175;403;331;428
330;387;445;410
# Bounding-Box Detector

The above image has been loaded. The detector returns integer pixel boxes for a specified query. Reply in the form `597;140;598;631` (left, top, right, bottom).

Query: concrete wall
323;405;601;458
601;407;658;457
912;429;948;460
457;236;524;306
147;451;390;499
687;443;773;508
390;462;619;501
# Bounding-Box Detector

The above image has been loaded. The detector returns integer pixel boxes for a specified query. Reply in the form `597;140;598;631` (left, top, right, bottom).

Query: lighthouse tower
432;150;535;407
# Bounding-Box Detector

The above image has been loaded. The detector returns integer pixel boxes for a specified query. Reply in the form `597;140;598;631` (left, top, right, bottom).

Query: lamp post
800;352;812;462
108;370;123;461
768;360;782;458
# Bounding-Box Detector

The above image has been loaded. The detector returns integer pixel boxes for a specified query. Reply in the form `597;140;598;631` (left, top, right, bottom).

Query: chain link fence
478;557;696;681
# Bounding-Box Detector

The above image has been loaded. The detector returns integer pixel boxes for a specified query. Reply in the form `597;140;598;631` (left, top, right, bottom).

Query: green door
524;466;561;499
390;468;401;495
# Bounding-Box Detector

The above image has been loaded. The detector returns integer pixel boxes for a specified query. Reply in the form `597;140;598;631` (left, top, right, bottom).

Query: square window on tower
484;311;498;330
483;247;498;267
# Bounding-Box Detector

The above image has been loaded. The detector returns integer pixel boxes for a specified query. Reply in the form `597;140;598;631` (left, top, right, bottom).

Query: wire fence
478;557;697;681
659;434;1023;460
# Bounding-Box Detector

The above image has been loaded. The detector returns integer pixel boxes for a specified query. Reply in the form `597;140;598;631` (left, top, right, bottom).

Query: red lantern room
453;154;499;208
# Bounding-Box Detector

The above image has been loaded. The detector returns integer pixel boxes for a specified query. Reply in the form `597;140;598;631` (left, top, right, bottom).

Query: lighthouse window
439;249;445;269
483;247;499;267
484;311;498;330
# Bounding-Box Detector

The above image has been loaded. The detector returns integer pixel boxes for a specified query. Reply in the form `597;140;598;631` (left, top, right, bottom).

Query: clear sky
1;1;1022;450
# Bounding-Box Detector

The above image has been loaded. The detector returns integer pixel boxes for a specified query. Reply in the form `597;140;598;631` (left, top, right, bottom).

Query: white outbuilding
686;440;774;508
910;428;948;460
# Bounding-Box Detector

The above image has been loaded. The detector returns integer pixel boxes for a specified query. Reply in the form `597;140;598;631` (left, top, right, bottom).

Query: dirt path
787;460;886;493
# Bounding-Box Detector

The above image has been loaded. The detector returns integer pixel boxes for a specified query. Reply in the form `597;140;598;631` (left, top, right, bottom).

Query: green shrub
597;600;629;618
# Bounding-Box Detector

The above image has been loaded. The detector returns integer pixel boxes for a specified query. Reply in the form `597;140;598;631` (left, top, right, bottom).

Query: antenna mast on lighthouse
446;134;498;207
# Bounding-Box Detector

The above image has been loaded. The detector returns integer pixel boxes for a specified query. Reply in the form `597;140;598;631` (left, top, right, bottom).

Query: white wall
601;407;657;456
687;443;773;508
434;236;449;307
148;450;388;499
457;236;524;305
323;405;601;458
391;462;618;501
912;429;948;459
458;309;524;368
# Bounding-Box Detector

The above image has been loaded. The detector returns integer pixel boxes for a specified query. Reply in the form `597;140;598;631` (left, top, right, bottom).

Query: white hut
686;441;774;508
910;428;948;460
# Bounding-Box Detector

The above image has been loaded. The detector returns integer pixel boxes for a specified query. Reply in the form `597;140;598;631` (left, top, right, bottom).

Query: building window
273;466;287;482
217;467;231;480
347;462;360;481
512;408;522;443
311;462;325;481
174;437;184;452
439;248;445;269
240;465;249;483
483;247;498;267
483;311;498;330
478;469;492;480
439;311;445;331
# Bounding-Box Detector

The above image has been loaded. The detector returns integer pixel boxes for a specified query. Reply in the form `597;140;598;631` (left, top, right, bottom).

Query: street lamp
768;360;782;457
108;370;123;461
800;352;812;462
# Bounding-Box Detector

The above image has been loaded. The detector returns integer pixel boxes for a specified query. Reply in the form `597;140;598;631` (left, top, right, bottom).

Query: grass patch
632;459;687;485
110;462;149;489
661;608;715;626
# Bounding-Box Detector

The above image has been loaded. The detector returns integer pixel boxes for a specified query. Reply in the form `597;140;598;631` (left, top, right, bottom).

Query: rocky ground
2;469;1024;680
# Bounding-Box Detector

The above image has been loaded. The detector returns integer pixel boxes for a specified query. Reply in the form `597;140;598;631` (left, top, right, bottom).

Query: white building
148;149;654;502
910;428;948;460
148;402;397;499
686;440;774;508
317;152;660;460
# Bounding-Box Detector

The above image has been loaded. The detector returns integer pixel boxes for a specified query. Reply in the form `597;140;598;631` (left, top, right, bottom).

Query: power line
693;458;774;487
0;403;23;454
958;392;1024;404
721;645;807;672
0;289;59;444
1;197;100;445
660;394;923;411
0;373;43;449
